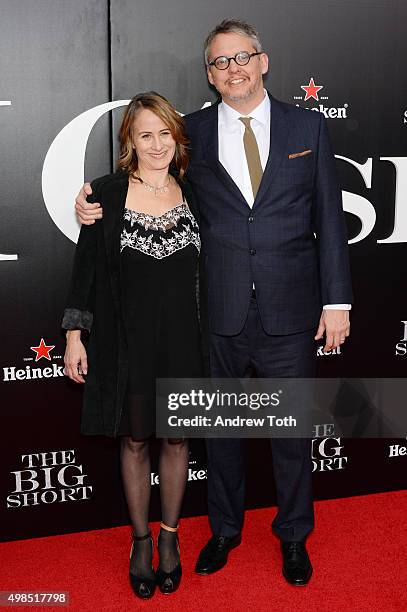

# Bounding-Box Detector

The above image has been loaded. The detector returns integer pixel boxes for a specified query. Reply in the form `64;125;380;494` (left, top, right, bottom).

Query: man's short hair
204;18;263;65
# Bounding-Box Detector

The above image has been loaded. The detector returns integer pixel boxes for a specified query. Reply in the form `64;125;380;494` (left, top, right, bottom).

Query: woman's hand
64;330;88;383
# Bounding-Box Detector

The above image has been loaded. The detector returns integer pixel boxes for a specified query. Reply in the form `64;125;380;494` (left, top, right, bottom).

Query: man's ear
207;66;215;86
260;53;269;76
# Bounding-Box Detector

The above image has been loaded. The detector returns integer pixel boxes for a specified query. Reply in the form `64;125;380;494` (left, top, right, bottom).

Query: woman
62;92;202;599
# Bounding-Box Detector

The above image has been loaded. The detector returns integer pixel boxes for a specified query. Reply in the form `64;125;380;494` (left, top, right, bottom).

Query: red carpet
1;491;406;611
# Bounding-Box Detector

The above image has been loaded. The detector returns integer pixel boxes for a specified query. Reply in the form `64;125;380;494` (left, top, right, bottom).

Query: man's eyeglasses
207;51;262;71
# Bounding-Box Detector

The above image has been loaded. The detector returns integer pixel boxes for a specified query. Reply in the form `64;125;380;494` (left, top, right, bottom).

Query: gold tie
239;116;263;198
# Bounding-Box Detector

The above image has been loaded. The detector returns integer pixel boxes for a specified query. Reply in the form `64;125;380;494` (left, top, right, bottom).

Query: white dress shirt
217;91;350;312
218;92;270;208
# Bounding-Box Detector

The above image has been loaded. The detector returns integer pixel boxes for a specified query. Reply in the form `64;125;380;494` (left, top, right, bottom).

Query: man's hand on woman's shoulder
75;183;103;225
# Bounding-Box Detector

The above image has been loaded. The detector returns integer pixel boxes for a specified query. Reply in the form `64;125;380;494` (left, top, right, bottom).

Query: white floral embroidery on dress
120;203;200;259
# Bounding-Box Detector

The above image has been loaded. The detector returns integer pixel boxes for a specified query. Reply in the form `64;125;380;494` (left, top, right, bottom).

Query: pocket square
288;149;313;159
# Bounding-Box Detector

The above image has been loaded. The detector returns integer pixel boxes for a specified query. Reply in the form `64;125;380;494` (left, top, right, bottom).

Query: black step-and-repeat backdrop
1;0;406;542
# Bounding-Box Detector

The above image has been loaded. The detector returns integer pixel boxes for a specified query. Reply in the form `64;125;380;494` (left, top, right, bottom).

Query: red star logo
30;338;55;362
301;77;324;102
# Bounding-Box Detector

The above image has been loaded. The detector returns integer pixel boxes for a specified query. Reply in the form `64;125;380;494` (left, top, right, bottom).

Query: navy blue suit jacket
185;93;353;336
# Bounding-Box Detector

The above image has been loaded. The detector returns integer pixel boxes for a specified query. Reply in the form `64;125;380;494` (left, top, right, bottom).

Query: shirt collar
219;90;270;130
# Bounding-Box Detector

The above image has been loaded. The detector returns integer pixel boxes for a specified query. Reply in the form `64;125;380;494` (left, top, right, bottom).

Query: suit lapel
254;94;289;208
200;102;250;209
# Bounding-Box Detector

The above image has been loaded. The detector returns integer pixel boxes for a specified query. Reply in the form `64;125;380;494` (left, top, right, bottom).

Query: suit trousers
206;296;316;542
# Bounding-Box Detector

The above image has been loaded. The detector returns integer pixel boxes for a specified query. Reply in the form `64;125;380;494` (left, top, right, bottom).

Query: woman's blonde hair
117;91;189;179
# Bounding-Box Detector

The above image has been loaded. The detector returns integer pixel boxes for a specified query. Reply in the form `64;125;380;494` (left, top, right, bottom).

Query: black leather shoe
156;522;182;594
195;534;242;575
281;541;313;586
129;531;156;599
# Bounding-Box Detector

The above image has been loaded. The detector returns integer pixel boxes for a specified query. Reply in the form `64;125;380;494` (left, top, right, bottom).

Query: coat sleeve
181;177;211;374
312;115;353;305
181;177;200;224
61;180;101;332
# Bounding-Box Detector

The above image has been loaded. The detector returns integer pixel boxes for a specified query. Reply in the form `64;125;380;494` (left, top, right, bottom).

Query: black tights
120;436;188;577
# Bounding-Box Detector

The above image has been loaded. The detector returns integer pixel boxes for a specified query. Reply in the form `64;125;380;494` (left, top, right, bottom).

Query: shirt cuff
323;304;352;310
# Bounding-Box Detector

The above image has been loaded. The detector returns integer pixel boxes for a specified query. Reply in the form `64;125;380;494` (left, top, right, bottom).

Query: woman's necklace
134;173;171;196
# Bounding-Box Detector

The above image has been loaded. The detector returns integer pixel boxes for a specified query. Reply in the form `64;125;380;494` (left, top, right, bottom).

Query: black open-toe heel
156;522;182;594
129;530;156;599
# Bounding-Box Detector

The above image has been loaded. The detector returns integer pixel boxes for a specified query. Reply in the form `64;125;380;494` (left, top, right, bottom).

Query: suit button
250;249;256;255
248;216;254;223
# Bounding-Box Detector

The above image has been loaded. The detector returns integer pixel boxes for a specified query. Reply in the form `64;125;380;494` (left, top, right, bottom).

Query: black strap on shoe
132;530;152;541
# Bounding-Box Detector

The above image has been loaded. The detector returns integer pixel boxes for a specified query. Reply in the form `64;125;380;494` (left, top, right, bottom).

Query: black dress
117;201;202;439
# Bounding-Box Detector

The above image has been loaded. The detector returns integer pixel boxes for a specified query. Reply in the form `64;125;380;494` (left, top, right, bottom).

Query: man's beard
223;77;262;104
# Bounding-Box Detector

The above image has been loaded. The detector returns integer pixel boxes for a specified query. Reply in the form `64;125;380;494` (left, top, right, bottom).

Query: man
76;19;352;585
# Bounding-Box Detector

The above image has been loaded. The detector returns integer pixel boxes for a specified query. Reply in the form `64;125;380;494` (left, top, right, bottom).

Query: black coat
62;171;202;437
185;94;353;335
